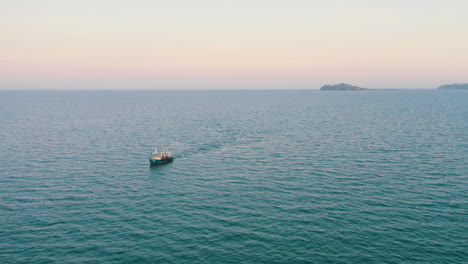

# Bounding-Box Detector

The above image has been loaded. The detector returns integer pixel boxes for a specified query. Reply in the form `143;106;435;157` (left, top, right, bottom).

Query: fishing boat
149;147;173;165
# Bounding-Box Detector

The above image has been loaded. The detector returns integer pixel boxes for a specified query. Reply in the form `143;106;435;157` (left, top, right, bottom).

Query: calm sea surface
0;90;467;263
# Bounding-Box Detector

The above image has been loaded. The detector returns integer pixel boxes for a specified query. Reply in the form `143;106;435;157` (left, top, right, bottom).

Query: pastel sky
1;0;468;89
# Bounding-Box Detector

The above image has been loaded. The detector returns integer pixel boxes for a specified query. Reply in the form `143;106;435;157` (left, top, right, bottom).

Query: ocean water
0;89;467;263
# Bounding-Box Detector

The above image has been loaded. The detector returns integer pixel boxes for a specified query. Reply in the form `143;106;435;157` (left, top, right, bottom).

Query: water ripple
1;90;467;263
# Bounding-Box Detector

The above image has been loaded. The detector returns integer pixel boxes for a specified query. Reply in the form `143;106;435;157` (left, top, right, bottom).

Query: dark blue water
1;90;467;263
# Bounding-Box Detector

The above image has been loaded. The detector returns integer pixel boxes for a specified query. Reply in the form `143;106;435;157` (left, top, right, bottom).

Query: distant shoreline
320;83;397;91
437;83;468;90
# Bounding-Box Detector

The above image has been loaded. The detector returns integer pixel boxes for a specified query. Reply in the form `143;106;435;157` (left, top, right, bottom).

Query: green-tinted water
1;90;467;263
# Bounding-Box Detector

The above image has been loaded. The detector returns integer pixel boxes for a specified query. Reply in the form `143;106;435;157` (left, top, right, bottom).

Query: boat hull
149;157;173;166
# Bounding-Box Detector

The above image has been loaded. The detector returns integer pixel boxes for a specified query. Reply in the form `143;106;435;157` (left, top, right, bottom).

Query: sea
0;89;467;263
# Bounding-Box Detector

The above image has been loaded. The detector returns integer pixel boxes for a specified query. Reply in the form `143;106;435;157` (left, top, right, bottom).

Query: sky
1;0;468;89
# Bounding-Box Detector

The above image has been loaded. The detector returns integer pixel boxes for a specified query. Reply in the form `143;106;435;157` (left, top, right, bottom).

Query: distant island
437;83;468;90
320;83;370;91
